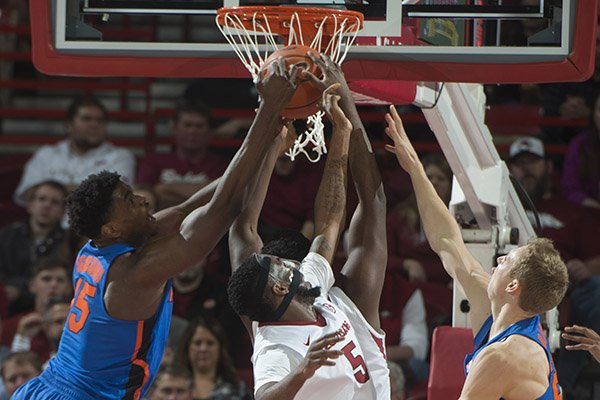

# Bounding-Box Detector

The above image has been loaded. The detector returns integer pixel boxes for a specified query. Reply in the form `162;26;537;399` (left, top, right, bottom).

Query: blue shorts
12;373;95;400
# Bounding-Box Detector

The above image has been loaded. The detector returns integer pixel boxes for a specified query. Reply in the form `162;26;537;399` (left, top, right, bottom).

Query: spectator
13;94;136;205
507;136;600;395
386;153;452;284
147;365;193;400
561;92;600;210
10;296;70;367
388;360;406;400
137;101;229;209
0;352;42;399
0;181;69;314
175;317;250;400
0;258;72;361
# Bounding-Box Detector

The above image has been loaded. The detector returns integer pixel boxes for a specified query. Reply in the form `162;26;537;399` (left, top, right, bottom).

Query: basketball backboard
31;0;597;84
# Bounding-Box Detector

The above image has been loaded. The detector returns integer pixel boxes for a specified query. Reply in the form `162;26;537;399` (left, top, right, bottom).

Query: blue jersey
14;241;173;400
464;315;562;400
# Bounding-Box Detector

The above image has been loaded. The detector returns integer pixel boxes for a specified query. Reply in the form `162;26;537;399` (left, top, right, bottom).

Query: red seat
427;326;474;400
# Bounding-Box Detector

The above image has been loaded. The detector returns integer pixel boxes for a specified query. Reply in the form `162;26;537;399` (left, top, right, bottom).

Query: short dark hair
0;352;42;380
32;257;71;277
173;100;211;126
227;256;275;323
154;365;193;388
261;229;311;262
66;94;108;122
67;171;121;238
29;180;69;202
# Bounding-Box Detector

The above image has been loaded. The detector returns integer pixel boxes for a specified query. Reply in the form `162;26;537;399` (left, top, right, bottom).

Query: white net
216;8;361;162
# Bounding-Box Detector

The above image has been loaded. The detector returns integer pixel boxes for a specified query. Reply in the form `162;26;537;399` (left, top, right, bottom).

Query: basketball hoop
216;6;363;162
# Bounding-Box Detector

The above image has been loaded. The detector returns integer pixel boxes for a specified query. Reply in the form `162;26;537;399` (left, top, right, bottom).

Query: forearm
256;372;308;400
312;123;351;259
386;345;414;362
408;164;462;254
207;102;283;219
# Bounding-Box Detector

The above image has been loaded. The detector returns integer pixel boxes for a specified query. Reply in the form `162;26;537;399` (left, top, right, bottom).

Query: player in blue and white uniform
13;59;301;400
385;104;569;400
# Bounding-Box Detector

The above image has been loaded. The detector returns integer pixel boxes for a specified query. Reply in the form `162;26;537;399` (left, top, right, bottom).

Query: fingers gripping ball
261;45;324;119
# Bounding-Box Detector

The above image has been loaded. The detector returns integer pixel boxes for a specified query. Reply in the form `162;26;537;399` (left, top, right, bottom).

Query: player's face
108;183;157;245
29;268;71;304
262;254;304;286
2;360;40;396
188;326;220;373
26;184;65;227
488;247;522;300
150;375;192;400
67;105;107;151
174;112;210;153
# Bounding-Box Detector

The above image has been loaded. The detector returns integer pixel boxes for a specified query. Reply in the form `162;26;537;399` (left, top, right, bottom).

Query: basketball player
384;105;569;400
12;58;301;400
227;57;390;400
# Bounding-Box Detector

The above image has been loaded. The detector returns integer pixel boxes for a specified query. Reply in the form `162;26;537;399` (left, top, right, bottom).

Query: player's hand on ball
257;57;300;108
304;52;349;94
298;332;344;380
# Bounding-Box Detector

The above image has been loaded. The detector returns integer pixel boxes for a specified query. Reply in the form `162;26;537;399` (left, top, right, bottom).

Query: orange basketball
261;45;323;119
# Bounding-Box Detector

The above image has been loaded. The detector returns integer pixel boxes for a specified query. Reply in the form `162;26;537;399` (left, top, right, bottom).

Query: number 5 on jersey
341;341;370;383
68;277;97;333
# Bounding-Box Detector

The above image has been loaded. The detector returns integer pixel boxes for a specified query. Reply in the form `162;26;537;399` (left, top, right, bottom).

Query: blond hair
510;238;569;314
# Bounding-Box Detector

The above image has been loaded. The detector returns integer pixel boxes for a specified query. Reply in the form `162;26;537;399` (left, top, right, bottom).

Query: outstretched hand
320;83;352;131
303;53;350;95
297;332;344;380
384;105;421;174
562;325;600;363
257;57;300;109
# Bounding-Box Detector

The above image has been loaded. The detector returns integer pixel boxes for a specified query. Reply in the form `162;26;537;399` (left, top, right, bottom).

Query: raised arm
309;84;353;264
132;60;300;287
384;105;491;334
229;125;291;272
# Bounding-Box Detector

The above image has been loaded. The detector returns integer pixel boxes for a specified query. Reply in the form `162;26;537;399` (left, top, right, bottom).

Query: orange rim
216;6;364;37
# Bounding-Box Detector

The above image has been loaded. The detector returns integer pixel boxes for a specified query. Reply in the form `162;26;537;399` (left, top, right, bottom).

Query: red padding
427;326;474;400
348;80;418;105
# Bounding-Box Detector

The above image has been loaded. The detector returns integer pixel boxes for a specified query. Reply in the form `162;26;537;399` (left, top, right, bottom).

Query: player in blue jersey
384;106;569;400
12;58;302;400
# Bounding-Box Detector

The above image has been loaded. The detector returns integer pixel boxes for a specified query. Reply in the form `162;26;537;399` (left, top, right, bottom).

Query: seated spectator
10;296;70;367
175;316;251;400
13;94;136;205
561;92;600;210
386;153;452;284
507;136;600;395
147;365;193;400
0;180;69;314
137;101;229;209
0;352;42;399
0;258;72;362
388;360;406;400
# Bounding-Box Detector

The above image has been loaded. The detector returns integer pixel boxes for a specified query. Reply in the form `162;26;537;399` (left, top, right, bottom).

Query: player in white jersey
227;56;390;400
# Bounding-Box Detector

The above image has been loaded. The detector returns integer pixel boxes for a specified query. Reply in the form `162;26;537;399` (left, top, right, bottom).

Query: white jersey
252;252;390;400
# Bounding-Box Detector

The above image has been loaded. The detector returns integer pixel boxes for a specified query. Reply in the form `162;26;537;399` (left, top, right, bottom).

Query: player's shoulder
481;334;547;371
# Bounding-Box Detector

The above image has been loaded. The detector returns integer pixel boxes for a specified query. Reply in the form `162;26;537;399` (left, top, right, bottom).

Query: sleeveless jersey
19;241;173;400
464;315;562;400
252;252;390;400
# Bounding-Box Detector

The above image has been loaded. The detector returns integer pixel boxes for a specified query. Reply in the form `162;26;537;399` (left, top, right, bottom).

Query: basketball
261;45;324;119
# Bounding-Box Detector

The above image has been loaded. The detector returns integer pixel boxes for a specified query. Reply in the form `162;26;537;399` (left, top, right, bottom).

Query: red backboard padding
427;326;474;400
